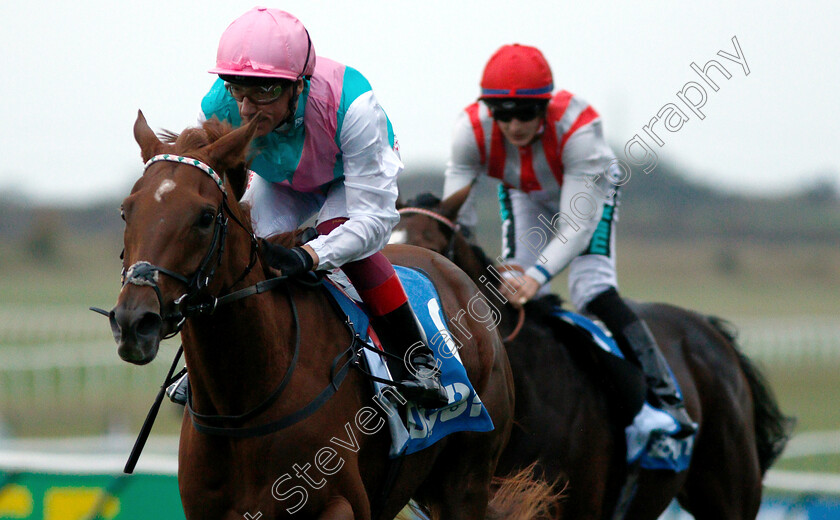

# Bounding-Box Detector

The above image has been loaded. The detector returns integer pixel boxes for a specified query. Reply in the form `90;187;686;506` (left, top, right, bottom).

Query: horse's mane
265;230;303;248
158;118;234;153
158;119;252;204
406;192;443;210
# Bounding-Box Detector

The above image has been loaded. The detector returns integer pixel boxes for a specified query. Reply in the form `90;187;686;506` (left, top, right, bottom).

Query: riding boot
372;301;450;409
622;320;698;438
587;287;697;438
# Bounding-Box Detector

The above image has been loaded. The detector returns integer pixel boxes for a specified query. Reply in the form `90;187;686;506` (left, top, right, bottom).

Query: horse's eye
120;206;125;221
197;211;216;228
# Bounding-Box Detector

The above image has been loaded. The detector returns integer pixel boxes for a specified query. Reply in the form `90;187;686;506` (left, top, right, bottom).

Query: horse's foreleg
316;496;356;520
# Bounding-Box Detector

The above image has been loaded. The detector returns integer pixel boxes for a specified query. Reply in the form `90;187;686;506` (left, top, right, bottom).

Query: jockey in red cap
443;43;697;437
168;7;449;409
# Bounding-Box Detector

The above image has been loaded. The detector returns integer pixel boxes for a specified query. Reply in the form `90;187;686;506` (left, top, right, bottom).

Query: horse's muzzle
110;305;163;365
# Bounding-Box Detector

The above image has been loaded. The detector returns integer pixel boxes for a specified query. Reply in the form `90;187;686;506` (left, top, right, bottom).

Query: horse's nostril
136;312;162;338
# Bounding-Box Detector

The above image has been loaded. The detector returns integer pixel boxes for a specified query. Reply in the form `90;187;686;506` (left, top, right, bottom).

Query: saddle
525;295;695;471
322;266;495;457
524;294;647;426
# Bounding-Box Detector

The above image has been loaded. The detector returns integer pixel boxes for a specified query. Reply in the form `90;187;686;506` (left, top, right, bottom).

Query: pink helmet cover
209;7;316;80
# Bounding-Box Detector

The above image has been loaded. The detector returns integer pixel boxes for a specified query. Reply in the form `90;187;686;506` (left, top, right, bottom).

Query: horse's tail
706;316;796;474
485;463;565;520
405;464;562;520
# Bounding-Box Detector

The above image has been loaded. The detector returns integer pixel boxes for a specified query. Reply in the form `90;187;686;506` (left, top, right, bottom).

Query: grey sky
1;1;838;205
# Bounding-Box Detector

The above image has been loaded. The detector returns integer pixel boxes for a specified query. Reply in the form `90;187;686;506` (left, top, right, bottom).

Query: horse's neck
451;238;485;282
181;285;293;416
451;243;521;334
484;285;521;337
180;223;298;416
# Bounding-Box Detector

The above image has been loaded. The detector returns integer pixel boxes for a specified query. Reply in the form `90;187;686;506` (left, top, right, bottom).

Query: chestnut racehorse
109;112;558;520
392;190;794;519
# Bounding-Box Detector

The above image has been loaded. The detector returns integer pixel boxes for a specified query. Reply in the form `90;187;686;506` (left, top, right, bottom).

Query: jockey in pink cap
168;7;448;409
442;44;696;436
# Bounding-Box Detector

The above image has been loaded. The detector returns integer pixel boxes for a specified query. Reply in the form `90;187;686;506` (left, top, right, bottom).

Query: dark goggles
488;101;547;123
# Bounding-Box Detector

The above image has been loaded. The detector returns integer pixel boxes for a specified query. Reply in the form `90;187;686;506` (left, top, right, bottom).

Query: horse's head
391;185;471;254
392;185;494;283
394;187;526;339
110;111;262;364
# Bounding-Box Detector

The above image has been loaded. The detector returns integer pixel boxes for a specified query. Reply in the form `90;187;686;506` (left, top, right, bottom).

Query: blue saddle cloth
554;310;695;472
322;266;494;457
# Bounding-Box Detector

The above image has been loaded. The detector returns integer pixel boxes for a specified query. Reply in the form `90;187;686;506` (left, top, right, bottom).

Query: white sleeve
306;90;403;270
524;121;616;284
443;110;485;229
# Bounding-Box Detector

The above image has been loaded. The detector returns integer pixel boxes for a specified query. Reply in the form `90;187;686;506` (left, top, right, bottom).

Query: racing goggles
225;82;287;105
489;101;547;123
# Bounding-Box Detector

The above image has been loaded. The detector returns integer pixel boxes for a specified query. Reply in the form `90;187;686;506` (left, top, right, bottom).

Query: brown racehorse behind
392;190;795;519
109;112;559;519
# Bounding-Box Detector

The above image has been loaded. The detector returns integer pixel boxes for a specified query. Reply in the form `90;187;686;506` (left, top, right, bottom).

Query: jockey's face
489;99;546;147
236;79;304;137
497;117;543;147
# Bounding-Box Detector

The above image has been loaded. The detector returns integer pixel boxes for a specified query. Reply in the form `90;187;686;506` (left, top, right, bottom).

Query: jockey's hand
261;240;318;277
499;273;541;307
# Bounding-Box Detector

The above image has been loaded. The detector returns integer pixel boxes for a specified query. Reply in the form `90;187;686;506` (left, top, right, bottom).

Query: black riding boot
373;302;450;409
588;288;698;438
622;320;697;438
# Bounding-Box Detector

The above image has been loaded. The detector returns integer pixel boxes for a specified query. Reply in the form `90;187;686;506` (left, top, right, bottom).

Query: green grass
0;232;122;306
765;363;840;433
775;454;840;474
763;362;840;473
0;339;186;438
1;393;186;438
549;237;840;318
616;238;840;318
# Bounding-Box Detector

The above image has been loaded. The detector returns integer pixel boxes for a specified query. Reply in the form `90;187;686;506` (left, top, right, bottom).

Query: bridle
101;149;377;478
397;207;462;261
114;153;363;447
120;154;259;337
397;206;526;343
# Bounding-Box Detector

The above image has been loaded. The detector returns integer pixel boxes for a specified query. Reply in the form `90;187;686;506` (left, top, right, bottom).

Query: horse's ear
438;184;472;221
226;165;249;202
134;110;165;163
204;114;263;175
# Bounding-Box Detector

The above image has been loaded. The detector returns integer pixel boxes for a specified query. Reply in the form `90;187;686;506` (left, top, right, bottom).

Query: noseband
121;154;259;337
